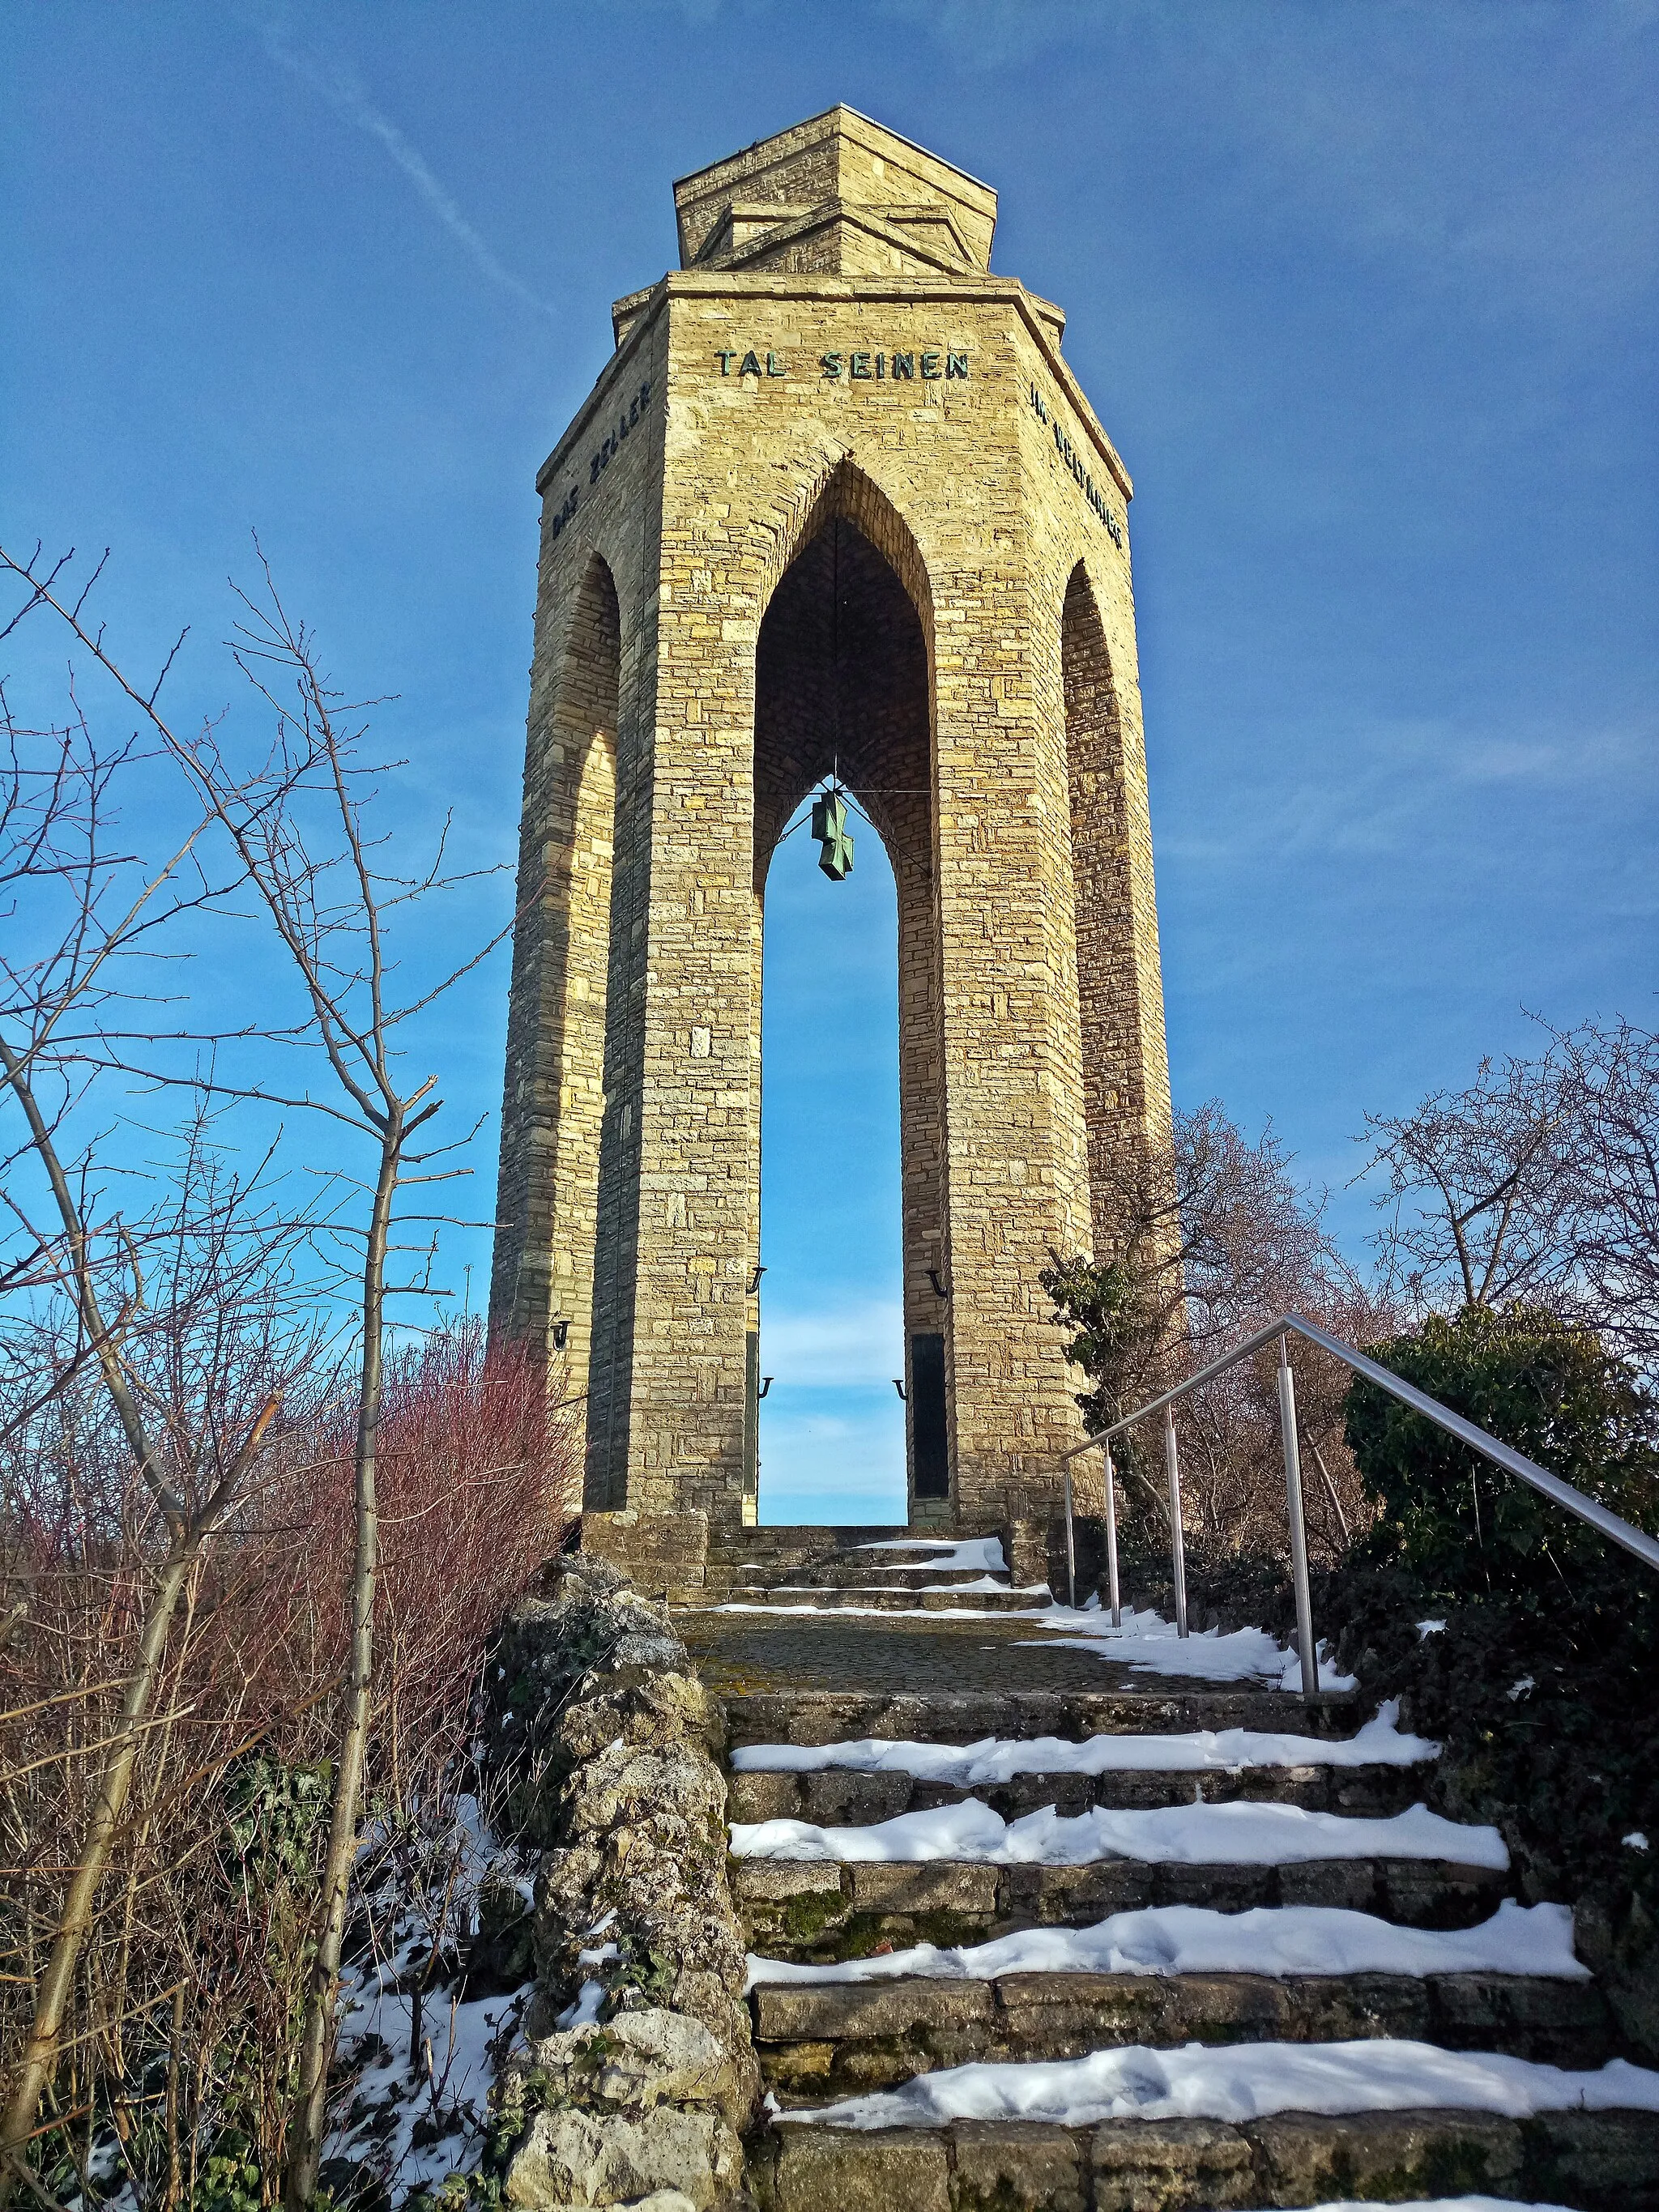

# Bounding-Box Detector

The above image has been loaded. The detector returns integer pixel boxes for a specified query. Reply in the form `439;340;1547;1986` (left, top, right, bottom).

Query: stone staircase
683;1530;1659;2211
702;1528;1051;1611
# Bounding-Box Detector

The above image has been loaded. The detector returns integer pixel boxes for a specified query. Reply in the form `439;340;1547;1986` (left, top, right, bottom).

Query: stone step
729;1758;1427;1826
750;2104;1659;2212
733;1853;1511;1955
735;1561;1013;1590
750;1970;1616;2099
725;1585;1050;1614
723;1686;1362;1750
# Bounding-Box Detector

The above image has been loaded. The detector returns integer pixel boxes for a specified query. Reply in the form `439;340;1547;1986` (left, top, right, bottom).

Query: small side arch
491;548;620;1382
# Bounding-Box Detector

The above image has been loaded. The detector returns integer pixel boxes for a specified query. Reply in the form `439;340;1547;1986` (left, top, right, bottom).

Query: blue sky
4;2;1655;1522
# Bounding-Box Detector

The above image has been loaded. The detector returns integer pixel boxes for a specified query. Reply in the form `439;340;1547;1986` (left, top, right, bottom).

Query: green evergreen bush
1345;1302;1659;1603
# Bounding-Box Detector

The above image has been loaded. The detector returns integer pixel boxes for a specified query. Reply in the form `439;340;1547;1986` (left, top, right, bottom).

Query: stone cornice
536;271;1132;505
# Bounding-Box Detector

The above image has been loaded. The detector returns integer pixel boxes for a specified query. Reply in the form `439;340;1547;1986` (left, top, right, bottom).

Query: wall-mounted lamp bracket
757;1375;774;1400
551;1318;571;1350
893;1379;906;1401
747;1265;767;1295
927;1268;950;1299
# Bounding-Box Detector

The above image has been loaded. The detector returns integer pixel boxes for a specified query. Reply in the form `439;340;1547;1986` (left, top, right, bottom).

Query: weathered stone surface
846;1861;999;1916
1244;2107;1525;2203
1525;2106;1659;2210
731;1858;839;1902
751;1964;1614;2096
770;2124;950;2212
487;1562;761;2209
504;2103;741;2209
1087;2117;1256;2210
529;2008;752;2128
949;2118;1085;2211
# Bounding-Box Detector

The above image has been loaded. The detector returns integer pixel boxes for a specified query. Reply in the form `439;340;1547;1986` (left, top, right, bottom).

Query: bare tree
0;539;512;2204
1045;1102;1391;1555
1361;1019;1659;1375
1362;1046;1584;1315
1551;1016;1659;1373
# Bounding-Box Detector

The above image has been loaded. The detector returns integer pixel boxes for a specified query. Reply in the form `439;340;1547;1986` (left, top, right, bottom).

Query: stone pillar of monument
491;106;1173;1552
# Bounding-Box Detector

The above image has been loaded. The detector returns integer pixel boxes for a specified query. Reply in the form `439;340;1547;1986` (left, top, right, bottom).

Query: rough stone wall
493;119;1174;1534
486;1559;758;2210
492;557;621;1374
672;105;997;274
1063;563;1175;1255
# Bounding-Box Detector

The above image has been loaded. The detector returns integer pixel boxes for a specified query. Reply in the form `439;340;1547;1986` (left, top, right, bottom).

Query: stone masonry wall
485;1558;758;2210
493;113;1174;1536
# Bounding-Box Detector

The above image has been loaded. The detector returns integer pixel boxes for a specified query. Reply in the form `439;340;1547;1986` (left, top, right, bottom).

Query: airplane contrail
247;6;557;320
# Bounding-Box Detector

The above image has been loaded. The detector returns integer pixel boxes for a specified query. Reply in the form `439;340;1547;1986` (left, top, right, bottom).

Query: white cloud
757;1386;908;1525
759;1298;905;1387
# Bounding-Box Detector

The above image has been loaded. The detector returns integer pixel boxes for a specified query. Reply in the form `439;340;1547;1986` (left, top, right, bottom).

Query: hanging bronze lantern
812;789;854;880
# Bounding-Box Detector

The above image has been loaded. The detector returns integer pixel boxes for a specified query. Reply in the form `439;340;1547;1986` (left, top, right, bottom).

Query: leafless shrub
2;1317;576;2208
1048;1102;1398;1561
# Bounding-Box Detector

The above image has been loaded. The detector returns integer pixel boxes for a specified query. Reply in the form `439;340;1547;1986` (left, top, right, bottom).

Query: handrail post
1163;1405;1189;1638
1102;1443;1122;1627
1064;1459;1077;1610
1277;1334;1318;1706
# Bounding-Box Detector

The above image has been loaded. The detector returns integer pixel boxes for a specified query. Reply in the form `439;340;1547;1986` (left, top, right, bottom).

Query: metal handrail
1058;1309;1659;1706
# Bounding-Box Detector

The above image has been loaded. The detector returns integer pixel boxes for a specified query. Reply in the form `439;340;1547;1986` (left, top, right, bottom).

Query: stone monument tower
492;108;1172;1554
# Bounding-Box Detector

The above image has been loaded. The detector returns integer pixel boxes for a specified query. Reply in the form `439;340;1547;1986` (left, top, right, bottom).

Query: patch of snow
756;1576;1043;1596
1291;2201;1576;2212
782;2038;1659;2131
731;1795;1507;1870
554;1978;606;2029
1017;1603;1357;1690
745;1897;1583;1989
1418;1619;1448;1638
714;1600;1055;1621
855;1535;1007;1572
1625;1831;1651;1852
730;1699;1439;1779
326;1792;534;2206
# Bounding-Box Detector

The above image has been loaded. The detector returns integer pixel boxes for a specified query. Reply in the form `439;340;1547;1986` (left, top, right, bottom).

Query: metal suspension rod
1163;1405;1189;1638
1103;1442;1122;1627
1277;1334;1318;1707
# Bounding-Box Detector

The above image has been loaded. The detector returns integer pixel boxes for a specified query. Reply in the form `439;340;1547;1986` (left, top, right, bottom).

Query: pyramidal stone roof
670;105;999;280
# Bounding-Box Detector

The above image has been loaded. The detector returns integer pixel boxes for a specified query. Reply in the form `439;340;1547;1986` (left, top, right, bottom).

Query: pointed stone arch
749;466;950;1519
491;549;620;1395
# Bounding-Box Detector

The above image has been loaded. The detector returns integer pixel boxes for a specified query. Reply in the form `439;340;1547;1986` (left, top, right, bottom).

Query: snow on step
1282;2201;1576;2212
854;1536;1007;1571
1015;1603;1357;1690
731;1793;1505;1869
745;1896;1583;1988
751;1576;1047;1596
778;2036;1659;2132
731;1697;1438;1779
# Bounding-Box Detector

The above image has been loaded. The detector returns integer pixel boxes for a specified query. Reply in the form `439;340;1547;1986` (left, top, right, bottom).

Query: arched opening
490;551;619;1406
750;489;947;1523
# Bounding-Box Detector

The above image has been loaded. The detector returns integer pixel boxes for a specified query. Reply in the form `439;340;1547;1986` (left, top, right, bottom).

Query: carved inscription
549;375;655;538
821;350;967;381
1029;382;1122;546
710;349;970;382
